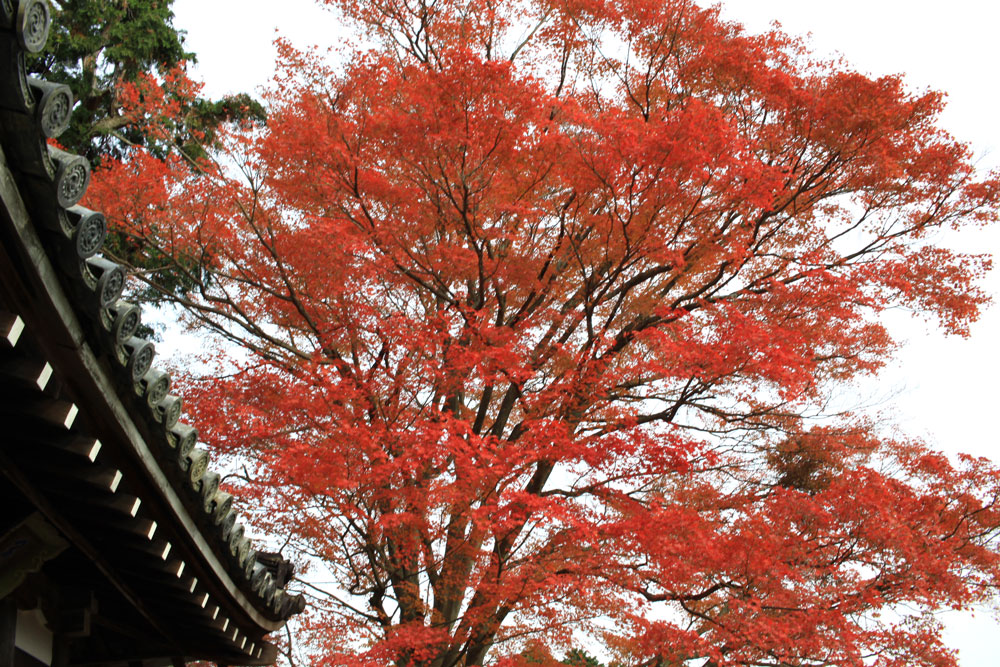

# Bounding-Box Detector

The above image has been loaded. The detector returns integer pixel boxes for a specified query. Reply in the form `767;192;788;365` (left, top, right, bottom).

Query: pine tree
29;0;264;165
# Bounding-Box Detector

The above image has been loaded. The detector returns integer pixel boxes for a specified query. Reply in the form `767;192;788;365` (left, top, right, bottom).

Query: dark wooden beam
1;596;15;667
0;451;179;650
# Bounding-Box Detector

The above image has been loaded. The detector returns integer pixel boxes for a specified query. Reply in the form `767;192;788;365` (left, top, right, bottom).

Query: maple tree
85;1;1000;666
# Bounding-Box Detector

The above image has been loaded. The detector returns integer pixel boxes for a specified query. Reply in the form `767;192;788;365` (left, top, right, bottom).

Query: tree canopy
85;1;1000;666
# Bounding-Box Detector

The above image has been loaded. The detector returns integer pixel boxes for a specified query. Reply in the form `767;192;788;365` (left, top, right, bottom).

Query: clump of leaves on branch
86;1;1000;666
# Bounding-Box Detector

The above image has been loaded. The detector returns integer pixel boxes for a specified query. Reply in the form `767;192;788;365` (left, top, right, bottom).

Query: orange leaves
589;435;1000;667
84;0;1000;665
117;64;207;147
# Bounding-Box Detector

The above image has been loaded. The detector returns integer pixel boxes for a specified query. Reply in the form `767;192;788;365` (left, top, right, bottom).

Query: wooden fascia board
0;143;284;634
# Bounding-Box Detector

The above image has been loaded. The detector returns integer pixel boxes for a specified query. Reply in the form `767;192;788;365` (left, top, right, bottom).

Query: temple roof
0;2;304;664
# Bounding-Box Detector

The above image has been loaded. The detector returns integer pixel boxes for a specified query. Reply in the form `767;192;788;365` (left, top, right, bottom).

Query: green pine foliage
28;0;264;166
562;649;603;667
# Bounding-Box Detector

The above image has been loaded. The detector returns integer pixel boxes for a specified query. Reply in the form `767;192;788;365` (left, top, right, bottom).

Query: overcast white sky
170;1;1000;664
